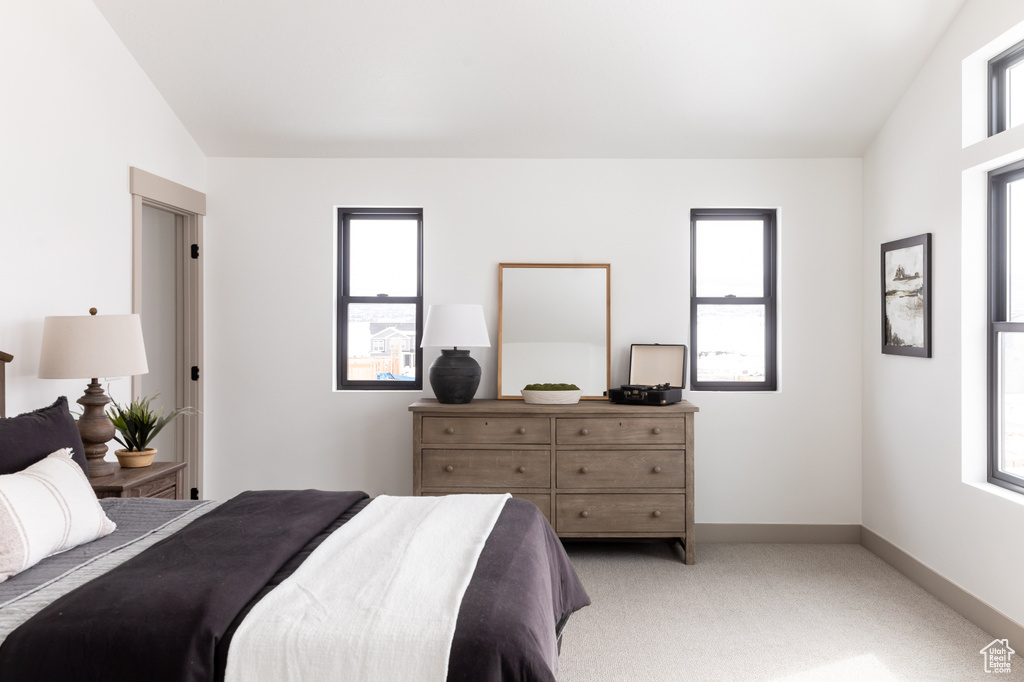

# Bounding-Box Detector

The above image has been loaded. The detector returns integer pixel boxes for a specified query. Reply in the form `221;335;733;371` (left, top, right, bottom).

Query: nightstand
90;461;187;500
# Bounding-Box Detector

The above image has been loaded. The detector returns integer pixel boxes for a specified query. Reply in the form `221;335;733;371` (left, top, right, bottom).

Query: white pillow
0;448;116;582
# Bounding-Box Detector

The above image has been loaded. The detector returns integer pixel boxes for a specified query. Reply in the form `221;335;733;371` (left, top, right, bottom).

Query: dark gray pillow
0;397;90;476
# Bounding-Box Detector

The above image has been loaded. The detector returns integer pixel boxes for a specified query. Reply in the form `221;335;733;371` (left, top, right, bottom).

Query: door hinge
191;366;200;381
191;244;199;259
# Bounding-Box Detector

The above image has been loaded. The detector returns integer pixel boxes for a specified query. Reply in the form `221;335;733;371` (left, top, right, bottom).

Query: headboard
0;351;11;418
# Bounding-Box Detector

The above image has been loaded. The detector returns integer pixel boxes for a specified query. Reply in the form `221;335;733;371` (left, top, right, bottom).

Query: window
689;208;777;391
336;207;423;390
989;161;1024;494
990;39;1024;136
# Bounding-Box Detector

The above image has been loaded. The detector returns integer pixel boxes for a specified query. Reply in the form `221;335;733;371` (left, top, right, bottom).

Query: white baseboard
695;523;860;544
860;526;1023;653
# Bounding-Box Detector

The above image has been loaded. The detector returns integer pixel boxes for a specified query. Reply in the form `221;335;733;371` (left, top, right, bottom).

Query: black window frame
989;39;1024;136
689;208;778;391
336;207;424;391
988;160;1024;495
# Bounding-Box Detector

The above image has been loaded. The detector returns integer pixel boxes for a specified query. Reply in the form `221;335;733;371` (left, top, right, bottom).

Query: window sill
332;389;424;394
964;480;1024;506
689;389;781;394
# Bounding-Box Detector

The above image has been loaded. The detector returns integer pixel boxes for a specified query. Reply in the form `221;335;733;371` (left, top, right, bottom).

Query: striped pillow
0;448;116;582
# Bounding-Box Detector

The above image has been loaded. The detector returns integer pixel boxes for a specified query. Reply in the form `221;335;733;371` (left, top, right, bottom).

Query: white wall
205;157;863;526
862;0;1024;626
0;0;862;533
0;0;206;418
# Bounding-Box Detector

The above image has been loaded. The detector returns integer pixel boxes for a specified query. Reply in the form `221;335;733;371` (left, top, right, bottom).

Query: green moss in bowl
523;383;580;391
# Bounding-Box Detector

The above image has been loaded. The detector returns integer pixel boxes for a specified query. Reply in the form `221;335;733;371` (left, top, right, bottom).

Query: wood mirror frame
0;351;11;418
497;263;610;400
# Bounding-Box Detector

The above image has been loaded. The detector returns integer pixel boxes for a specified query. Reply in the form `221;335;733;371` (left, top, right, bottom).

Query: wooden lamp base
77;378;117;478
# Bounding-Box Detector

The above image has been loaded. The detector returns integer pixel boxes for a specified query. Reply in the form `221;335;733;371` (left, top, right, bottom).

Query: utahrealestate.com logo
980;639;1015;674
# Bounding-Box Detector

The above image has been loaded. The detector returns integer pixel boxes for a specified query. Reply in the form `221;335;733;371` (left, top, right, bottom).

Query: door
130;167;206;499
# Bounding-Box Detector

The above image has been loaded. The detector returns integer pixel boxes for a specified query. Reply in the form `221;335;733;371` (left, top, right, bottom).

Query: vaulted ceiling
92;0;966;158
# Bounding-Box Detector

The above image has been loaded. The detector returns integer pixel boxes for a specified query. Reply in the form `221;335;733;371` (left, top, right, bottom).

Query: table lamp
38;308;149;477
420;304;490;404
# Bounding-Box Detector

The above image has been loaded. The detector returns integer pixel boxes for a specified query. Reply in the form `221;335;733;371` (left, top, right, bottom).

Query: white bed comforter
224;493;510;682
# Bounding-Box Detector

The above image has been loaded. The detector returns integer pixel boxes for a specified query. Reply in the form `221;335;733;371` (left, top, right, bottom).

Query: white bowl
521;389;582;405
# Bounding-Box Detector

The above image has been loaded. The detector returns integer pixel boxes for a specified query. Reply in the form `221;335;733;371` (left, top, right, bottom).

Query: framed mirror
498;263;610;399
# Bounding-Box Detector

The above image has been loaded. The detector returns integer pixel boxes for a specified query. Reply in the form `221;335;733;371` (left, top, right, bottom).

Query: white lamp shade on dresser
420;304;491;348
38;314;149;380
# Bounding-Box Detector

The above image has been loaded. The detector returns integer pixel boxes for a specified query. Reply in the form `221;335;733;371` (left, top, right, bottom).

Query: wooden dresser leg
680;537;694;565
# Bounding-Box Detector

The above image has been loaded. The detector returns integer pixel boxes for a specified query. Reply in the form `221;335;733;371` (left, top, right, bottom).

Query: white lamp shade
420;304;491;348
38;313;149;380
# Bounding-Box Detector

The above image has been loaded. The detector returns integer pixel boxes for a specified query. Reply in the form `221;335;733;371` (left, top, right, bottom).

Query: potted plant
106;395;195;468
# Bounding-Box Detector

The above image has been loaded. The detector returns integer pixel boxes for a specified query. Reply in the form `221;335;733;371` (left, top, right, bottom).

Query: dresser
409;399;697;564
90;461;187;500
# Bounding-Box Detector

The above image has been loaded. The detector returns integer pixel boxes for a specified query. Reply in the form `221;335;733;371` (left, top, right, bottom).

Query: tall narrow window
989;161;1024;494
336;207;423;390
990;39;1024;136
690;208;777;391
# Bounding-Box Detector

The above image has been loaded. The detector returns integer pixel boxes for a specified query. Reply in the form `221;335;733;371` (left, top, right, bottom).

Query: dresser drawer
127;478;176;499
557;450;684;489
556;493;685;534
422;417;550;444
424;491;552;525
150;487;179;500
422;449;551;488
556;418;684;445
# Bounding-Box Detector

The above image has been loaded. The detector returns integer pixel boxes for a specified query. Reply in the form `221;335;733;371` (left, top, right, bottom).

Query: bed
0;353;590;681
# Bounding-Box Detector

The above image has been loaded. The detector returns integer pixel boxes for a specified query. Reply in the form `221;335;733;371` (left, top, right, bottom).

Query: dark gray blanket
0;489;366;681
449;496;590;682
0;498;208;607
0;491;589;682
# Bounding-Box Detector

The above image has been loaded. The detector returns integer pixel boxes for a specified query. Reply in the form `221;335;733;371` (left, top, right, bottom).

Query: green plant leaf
106;394;196;452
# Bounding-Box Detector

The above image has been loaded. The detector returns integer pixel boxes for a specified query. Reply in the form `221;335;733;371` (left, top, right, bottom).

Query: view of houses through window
346;304;417;381
337;209;423;390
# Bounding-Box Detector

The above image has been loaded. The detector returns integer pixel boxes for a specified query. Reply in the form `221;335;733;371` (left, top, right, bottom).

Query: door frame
129;167;206;499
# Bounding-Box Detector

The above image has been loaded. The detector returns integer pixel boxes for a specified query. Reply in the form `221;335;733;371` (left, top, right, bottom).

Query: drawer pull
517;427;526;435
652;427;661;435
445;427;455;435
580;428;589;436
653;466;662;474
580;510;590;518
517;466;527;473
652;510;662;518
580;466;589;474
445;465;454;472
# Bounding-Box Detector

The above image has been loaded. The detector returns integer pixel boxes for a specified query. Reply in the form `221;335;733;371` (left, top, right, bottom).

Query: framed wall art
881;233;931;357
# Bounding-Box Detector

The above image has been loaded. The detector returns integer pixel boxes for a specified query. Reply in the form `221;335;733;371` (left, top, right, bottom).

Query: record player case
608;343;688;405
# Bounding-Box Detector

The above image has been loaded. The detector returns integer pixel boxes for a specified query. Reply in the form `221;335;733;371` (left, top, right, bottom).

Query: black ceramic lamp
420;304;491;404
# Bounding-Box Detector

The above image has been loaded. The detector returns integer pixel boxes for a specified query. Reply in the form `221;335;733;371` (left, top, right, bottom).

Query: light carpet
556;541;1022;681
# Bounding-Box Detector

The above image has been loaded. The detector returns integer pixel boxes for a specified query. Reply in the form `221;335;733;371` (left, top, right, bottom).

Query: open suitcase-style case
608;343;688;405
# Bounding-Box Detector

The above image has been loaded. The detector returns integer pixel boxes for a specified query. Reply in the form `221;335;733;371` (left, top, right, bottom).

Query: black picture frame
881;233;931;357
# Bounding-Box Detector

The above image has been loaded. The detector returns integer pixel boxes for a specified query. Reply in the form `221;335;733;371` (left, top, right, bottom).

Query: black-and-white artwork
881;233;931;357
